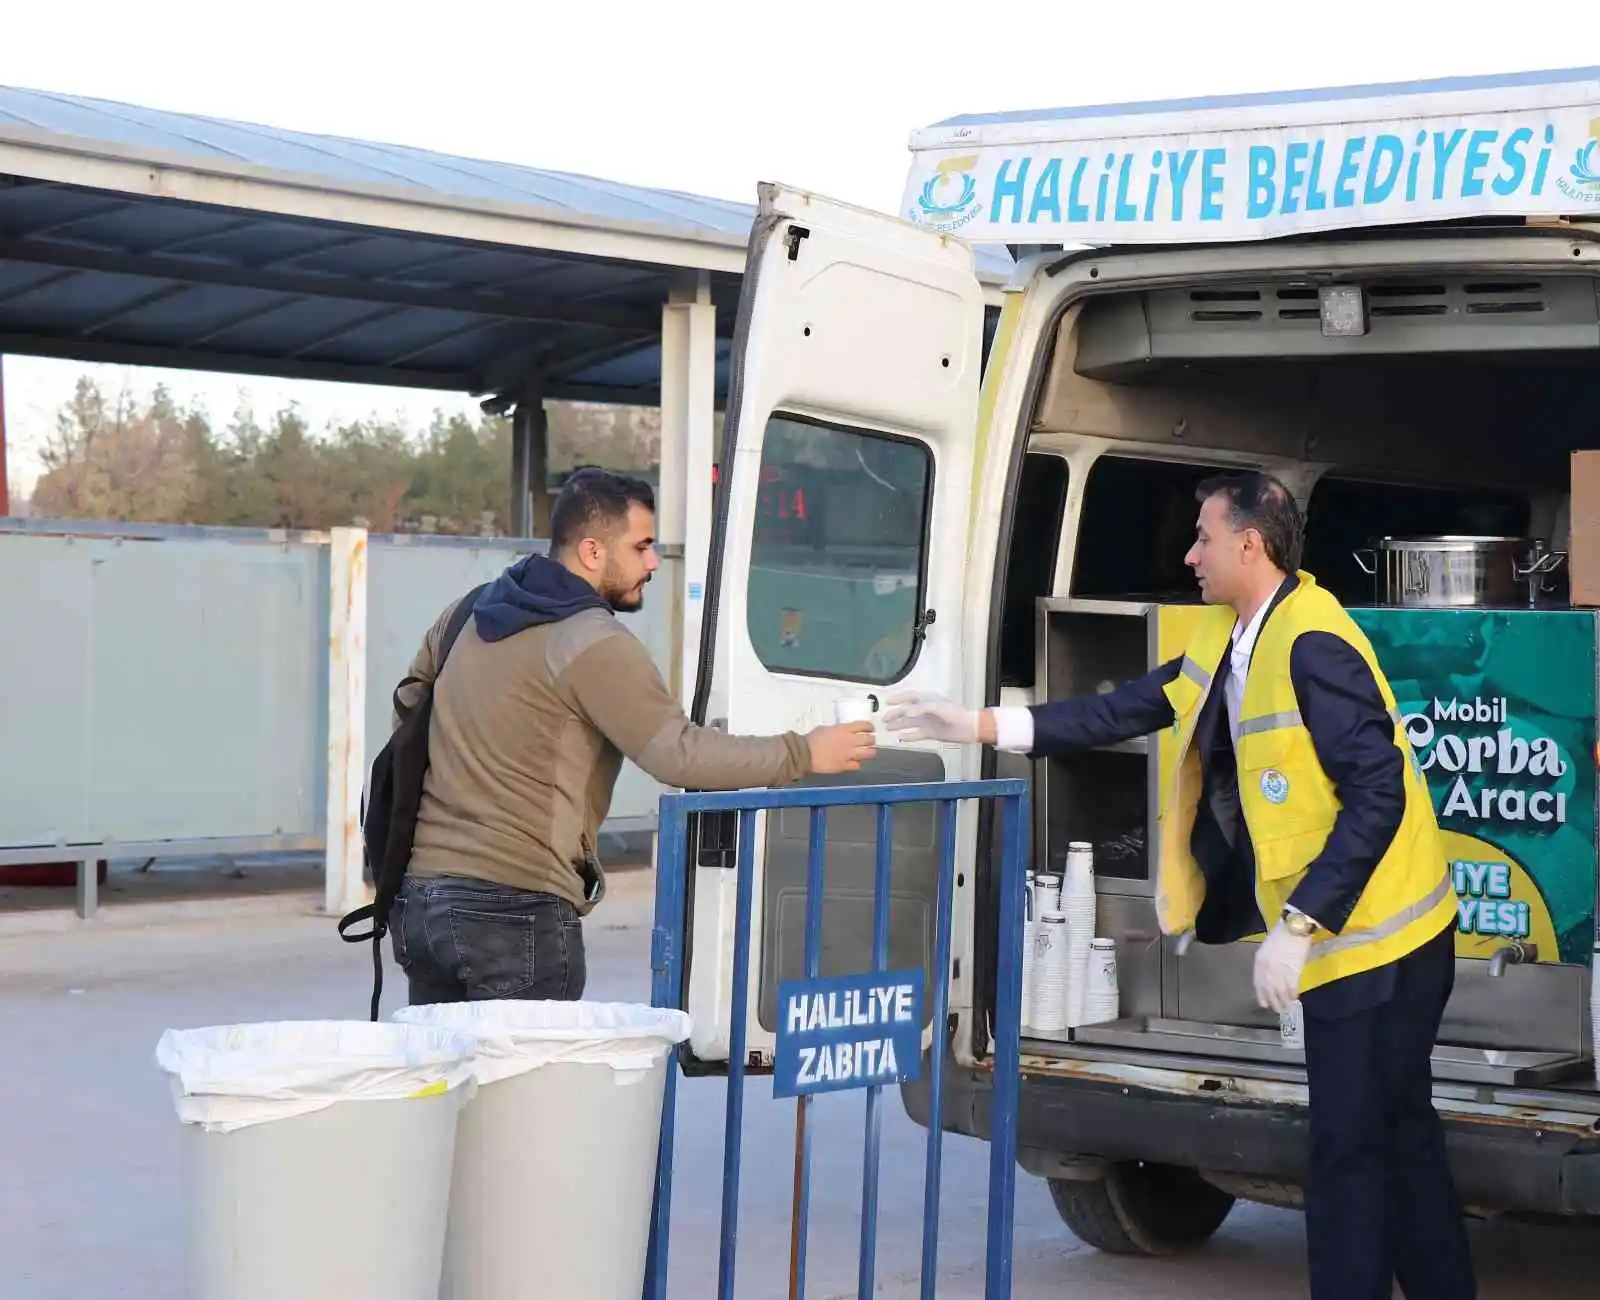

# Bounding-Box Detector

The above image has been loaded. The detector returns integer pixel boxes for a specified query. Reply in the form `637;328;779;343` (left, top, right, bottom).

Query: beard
602;565;648;612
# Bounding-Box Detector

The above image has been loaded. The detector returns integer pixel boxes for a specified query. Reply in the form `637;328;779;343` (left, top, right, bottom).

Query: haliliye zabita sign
773;969;925;1098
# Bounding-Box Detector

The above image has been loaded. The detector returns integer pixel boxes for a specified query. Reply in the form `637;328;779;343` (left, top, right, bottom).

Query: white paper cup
1280;999;1305;1051
1087;939;1117;989
834;697;876;725
1034;873;1063;914
1082;939;1119;1026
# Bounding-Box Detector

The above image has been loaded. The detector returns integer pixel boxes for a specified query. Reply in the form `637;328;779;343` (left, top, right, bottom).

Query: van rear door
679;183;986;1067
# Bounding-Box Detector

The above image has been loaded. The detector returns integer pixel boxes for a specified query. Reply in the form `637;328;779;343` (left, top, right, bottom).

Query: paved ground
3;871;1598;1299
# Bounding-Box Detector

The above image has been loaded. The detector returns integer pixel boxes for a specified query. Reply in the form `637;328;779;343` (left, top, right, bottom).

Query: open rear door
680;184;985;1068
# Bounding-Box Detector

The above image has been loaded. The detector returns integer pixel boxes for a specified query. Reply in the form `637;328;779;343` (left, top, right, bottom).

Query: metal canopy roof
0;87;1011;407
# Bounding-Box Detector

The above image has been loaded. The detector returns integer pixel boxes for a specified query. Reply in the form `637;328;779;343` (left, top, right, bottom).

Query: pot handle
1514;549;1567;579
1352;548;1377;576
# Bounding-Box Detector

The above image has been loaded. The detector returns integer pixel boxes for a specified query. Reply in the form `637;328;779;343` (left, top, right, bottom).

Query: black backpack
337;584;486;1019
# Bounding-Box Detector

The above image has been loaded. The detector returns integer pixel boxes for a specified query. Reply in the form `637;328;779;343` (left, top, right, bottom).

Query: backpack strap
391;584;485;724
438;583;486;671
340;582;488;1021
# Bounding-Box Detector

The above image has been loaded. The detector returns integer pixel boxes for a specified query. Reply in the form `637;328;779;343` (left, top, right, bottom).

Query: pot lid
1369;535;1531;546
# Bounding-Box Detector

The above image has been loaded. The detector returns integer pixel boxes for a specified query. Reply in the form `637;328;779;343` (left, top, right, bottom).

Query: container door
680;183;986;1067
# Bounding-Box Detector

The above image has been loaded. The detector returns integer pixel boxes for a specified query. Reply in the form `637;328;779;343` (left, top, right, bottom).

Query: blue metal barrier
644;777;1030;1300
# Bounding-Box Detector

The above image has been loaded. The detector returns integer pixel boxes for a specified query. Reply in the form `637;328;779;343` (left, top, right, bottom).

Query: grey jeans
389;873;587;1005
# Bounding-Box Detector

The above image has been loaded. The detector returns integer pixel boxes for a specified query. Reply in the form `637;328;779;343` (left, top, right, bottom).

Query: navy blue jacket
1028;577;1407;1014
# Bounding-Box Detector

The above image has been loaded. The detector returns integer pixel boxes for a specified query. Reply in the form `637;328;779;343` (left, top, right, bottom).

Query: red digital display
712;463;810;538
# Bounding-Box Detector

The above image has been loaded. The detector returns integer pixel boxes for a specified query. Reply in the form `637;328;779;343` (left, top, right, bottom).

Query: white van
677;65;1600;1250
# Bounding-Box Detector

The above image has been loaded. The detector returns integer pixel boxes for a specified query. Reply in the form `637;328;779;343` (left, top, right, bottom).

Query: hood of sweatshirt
472;552;611;643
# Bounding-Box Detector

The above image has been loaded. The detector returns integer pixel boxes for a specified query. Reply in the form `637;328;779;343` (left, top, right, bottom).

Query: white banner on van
902;104;1600;245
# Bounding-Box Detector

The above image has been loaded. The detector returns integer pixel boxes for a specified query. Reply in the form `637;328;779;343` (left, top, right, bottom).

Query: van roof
920;66;1600;136
901;65;1600;248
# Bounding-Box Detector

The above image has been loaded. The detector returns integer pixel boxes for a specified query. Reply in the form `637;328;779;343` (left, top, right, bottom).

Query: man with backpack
359;467;875;1009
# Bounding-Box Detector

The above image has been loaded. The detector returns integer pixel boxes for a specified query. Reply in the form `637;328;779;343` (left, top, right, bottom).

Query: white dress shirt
1224;596;1272;745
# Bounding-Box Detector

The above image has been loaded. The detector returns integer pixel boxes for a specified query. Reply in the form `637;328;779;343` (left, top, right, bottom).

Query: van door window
1304;476;1532;605
1071;456;1236;600
1000;452;1070;687
745;415;933;684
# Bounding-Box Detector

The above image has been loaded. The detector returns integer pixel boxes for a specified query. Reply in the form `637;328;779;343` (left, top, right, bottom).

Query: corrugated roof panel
0;268;178;331
0;87;758;235
569;338;734;393
0;85;1015;278
382;319;547;371
98;283;285;343
0;262;71;301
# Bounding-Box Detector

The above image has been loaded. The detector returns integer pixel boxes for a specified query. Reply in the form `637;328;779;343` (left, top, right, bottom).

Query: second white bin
395;999;691;1300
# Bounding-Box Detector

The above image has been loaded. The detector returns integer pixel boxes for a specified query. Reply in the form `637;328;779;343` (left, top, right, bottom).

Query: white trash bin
394;1000;692;1300
155;1020;479;1300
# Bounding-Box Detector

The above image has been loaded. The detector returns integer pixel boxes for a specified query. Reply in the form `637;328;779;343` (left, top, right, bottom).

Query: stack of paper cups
1591;959;1599;1083
1064;842;1095;894
1020;918;1040;1030
1016;869;1042;1031
1033;871;1062;916
1061;842;1097;1026
1081;938;1119;1025
1032;913;1071;1033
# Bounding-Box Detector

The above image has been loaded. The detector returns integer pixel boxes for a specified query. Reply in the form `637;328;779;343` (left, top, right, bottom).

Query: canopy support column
659;272;716;705
510;379;548;539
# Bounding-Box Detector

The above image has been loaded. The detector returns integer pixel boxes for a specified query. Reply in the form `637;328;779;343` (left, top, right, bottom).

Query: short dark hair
1195;471;1304;572
549;468;655;553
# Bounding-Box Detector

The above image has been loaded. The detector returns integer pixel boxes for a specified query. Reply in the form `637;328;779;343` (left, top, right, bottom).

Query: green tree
29;376;668;535
405;411;512;533
32;377;198;522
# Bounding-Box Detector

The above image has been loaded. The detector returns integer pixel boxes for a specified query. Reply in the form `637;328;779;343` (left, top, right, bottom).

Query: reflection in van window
1304;477;1531;605
745;416;932;684
1071;456;1235;601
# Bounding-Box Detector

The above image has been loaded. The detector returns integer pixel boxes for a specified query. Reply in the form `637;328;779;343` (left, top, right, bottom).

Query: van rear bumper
900;1058;1600;1218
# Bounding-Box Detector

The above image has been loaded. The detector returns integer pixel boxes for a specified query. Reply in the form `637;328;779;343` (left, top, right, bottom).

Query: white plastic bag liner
155;1020;480;1132
394;1000;691;1086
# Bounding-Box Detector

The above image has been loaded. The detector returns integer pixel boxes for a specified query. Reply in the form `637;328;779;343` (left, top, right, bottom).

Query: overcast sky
0;1;1590;490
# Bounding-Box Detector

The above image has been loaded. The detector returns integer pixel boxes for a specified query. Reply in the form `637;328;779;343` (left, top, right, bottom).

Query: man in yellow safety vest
883;471;1474;1300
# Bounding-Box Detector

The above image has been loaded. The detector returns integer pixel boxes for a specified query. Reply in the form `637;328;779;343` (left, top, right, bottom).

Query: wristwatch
1282;908;1320;938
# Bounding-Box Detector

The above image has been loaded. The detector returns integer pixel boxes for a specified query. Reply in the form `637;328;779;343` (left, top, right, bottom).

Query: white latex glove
1252;921;1313;1014
880;690;980;744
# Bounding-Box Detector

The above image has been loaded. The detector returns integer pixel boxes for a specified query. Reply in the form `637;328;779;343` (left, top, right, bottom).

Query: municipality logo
911;154;982;232
1556;118;1600;205
1259;769;1290;805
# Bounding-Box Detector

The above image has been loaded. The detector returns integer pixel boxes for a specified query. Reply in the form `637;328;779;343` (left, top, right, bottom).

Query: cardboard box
1569;451;1600;607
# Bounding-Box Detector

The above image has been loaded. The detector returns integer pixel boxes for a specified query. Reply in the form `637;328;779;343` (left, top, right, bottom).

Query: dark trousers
389;873;587;1005
1302;925;1476;1300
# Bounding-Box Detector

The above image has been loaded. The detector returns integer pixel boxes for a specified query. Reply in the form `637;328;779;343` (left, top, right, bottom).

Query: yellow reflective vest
1156;572;1456;995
